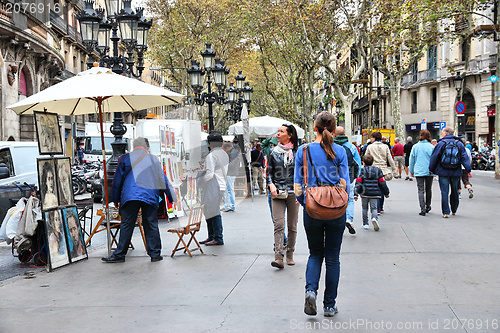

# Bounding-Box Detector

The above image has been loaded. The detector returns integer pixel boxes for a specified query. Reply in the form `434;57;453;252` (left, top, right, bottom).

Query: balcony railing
50;10;67;35
430;101;436;111
68;25;77;42
411;104;417;113
402;68;440;86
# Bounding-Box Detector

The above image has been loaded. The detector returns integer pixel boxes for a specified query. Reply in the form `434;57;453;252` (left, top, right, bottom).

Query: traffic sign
455;101;466;114
489;75;499;83
439;121;446;130
421;118;427;130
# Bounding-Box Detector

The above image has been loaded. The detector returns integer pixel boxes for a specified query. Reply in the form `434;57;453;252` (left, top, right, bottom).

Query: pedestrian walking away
408;130;435;216
392;138;405;179
222;141;242;212
198;131;228;246
404;136;414;180
333;126;361;235
267;124;300;268
429;127;471;218
102;137;176;263
365;131;395;214
294;111;350;318
354;154;390;230
458;137;473;199
251;142;266;194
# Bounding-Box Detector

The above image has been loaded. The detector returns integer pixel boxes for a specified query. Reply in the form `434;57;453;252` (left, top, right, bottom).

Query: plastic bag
0;198;26;244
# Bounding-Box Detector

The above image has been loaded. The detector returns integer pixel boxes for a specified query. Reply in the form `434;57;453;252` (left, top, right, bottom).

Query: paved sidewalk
0;171;499;332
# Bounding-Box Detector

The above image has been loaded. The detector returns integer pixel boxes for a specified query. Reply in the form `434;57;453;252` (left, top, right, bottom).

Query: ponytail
314;111;336;160
321;129;335;160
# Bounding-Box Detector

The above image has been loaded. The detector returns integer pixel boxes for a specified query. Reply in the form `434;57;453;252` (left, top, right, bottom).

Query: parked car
0;142;41;224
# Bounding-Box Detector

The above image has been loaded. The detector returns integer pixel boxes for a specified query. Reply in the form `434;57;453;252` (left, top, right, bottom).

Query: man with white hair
404;136;414;180
429;127;471;218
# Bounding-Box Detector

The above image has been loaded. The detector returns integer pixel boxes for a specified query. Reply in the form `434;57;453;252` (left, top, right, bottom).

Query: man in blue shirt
102;137;175;263
429;127;471;218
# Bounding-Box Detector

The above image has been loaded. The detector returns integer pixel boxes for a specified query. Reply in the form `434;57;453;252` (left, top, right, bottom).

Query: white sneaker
372;218;379;231
362;224;369;230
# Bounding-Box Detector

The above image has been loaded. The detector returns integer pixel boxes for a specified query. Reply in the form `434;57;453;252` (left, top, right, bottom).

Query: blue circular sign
455;101;466;114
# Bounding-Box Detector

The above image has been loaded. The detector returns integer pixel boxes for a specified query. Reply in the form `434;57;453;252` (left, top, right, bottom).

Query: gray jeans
361;197;378;223
416;176;433;212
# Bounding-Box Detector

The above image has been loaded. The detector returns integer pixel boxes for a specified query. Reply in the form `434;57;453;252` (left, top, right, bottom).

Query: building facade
0;0;88;157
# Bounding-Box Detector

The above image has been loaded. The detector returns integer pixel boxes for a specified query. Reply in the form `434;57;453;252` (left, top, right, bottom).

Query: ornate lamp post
77;0;152;197
187;44;229;132
453;71;464;135
225;71;253;122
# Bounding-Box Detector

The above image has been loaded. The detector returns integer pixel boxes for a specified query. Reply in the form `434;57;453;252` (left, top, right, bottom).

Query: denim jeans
303;210;346;308
113;200;161;259
346;180;355;222
206;214;223;243
377;195;384;211
416;176;433;212
438;176;460;215
224;176;236;210
361;197;378;223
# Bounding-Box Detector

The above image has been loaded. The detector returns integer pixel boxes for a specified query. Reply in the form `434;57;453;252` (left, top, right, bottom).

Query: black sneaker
425;206;431;213
419;211;426;216
346;221;356;234
151;256;163;262
304;290;317;316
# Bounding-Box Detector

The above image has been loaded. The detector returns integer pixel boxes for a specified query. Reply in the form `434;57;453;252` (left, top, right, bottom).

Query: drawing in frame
62;206;88;263
33;110;63;155
55;157;74;205
37;158;59;210
44;208;69;271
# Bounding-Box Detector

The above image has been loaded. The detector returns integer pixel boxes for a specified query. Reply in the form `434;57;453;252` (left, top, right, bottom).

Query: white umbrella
8;65;184;256
228;115;305;139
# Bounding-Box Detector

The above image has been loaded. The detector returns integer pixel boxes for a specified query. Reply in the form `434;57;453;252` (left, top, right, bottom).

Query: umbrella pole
98;99;112;258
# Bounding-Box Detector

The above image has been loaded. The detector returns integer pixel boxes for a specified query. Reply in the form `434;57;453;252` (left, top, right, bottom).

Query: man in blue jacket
102;137;175;263
429;127;471;218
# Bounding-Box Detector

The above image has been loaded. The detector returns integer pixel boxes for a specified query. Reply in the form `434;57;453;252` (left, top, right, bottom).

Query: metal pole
495;1;500;179
207;75;214;132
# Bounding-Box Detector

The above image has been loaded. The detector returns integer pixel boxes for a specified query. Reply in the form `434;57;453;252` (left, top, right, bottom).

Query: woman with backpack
294;111;350;318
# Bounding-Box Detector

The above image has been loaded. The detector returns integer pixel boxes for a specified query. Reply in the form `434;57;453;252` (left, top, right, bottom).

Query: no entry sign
455;101;466;114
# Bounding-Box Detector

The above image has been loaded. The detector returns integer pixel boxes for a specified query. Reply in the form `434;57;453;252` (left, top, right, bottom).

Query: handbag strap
303;145;309;188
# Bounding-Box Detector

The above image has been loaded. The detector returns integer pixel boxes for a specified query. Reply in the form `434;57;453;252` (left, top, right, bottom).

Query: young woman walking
267;124;299;269
294;112;350;317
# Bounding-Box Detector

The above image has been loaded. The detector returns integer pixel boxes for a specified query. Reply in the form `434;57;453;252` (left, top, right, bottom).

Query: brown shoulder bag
303;145;348;220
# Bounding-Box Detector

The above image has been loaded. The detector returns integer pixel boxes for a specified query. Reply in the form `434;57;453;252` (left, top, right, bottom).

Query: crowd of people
101;119;478;319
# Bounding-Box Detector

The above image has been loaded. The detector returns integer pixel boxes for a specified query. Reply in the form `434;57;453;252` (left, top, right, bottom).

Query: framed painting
33;111;63;155
55;157;74;206
37;158;59;210
62;206;88;263
44;209;69;271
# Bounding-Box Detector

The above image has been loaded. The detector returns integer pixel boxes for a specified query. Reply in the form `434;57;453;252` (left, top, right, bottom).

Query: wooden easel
85;208;147;250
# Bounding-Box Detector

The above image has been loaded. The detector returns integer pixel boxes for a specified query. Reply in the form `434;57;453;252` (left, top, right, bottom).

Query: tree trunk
389;77;404;140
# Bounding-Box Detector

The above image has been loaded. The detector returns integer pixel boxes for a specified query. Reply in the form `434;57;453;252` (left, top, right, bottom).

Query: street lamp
77;0;153;201
453;71;464;135
453;71;464;98
187;43;229;132
225;72;253;123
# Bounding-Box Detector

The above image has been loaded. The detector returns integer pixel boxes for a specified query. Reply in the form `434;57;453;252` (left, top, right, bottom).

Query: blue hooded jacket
429;135;471;177
112;147;175;209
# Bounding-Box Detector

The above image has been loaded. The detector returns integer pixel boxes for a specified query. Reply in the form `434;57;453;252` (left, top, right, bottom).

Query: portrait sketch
44;209;69;270
55;158;74;205
34;111;63;155
63;207;87;263
38;158;59;210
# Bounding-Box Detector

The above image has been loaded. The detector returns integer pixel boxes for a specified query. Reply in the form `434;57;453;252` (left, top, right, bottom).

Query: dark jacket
112;147;175;209
354;165;390;198
251;148;264;167
429;135;471;177
267;147;296;192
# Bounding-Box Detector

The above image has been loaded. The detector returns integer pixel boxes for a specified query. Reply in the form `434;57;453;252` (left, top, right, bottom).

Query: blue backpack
440;140;461;169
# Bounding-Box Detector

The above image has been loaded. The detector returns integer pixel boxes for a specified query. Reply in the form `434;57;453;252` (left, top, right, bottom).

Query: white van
0;141;41;187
